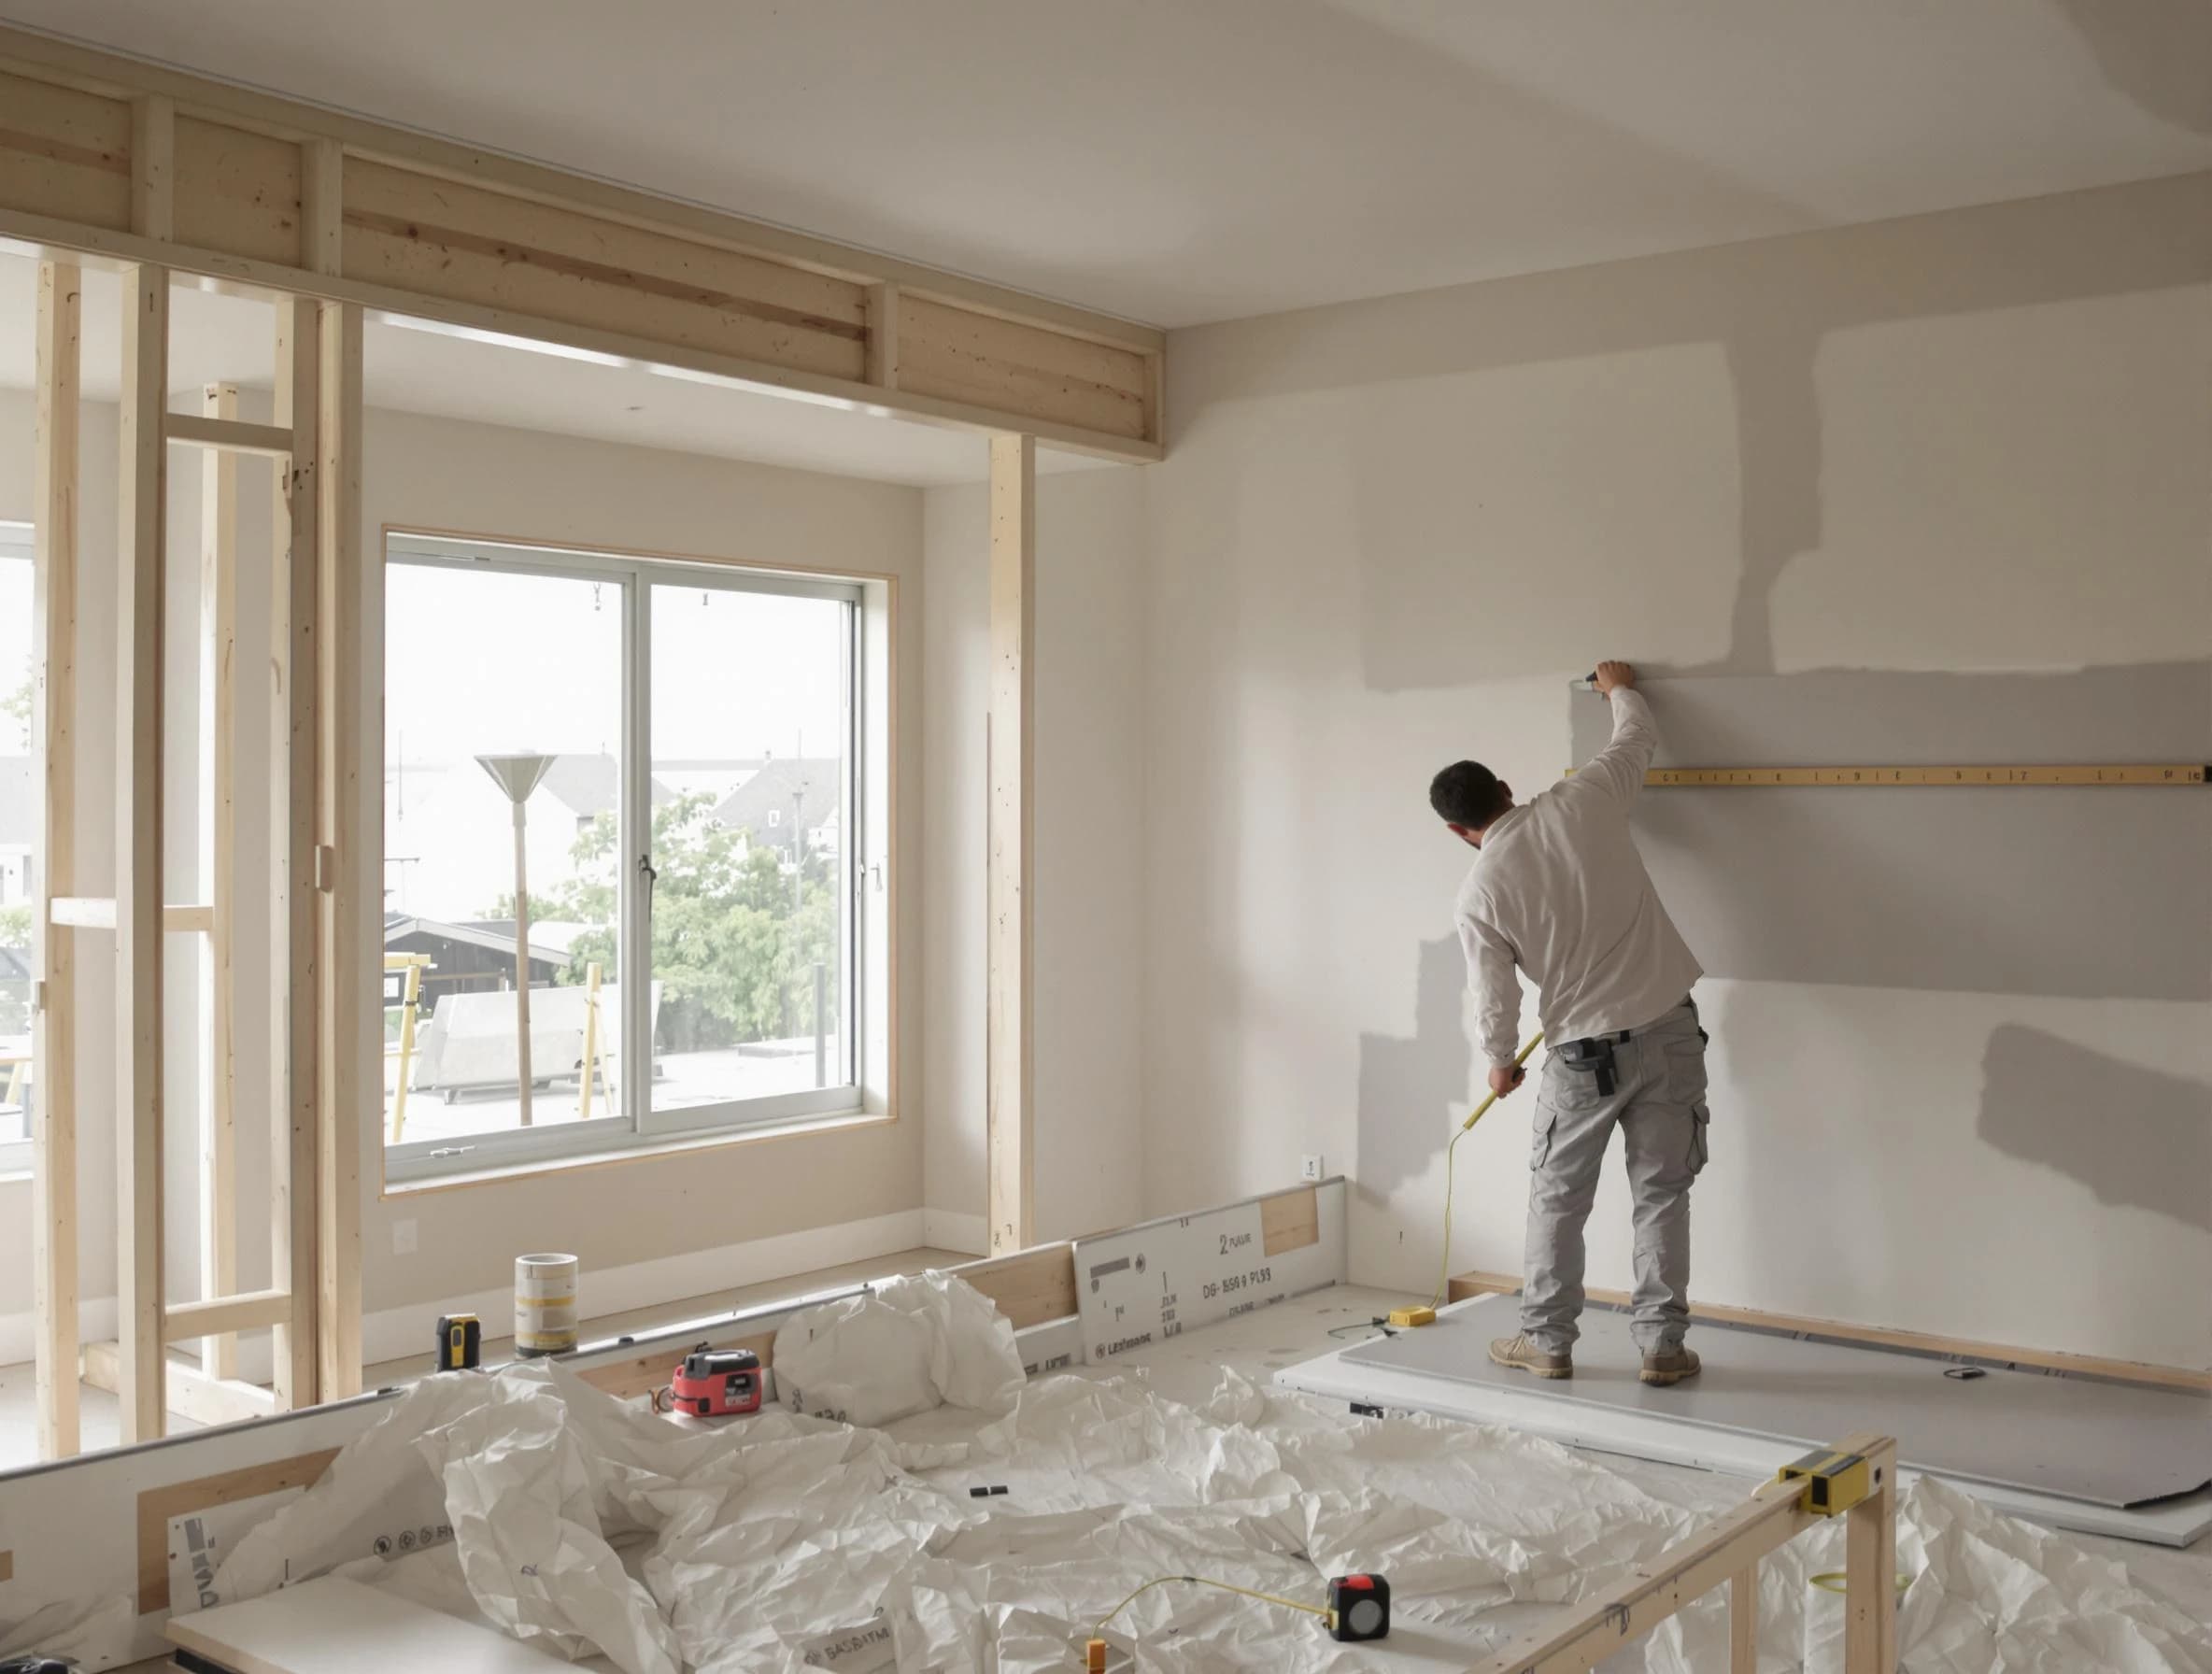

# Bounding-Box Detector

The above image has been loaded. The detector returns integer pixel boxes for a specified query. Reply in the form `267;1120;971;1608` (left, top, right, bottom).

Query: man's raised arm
1580;660;1658;805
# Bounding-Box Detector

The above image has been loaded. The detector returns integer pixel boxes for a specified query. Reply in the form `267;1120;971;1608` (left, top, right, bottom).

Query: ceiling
1;0;2208;330
0;256;1095;487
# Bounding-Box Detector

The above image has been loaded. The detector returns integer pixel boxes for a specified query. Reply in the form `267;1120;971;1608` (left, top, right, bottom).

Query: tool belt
1556;997;1700;1099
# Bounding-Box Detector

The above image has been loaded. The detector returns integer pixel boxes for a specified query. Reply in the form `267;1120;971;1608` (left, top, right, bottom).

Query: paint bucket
514;1253;579;1355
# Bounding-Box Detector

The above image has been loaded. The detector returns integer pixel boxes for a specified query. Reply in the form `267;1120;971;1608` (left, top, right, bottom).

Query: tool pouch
1557;1037;1620;1099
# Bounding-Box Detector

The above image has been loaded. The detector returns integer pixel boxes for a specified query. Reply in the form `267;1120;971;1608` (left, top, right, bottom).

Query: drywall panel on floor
1569;664;2212;1000
1341;1295;2212;1509
170;1575;572;1672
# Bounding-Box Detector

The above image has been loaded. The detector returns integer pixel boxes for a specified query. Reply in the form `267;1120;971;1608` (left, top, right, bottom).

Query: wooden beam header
0;24;1165;461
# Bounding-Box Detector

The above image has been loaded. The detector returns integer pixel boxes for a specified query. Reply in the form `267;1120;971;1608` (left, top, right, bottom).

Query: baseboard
360;1206;930;1369
921;1208;989;1256
1444;1269;2212;1393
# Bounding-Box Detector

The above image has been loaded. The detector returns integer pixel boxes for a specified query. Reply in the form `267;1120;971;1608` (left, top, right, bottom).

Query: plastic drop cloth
773;1270;1027;1426
166;1276;2208;1674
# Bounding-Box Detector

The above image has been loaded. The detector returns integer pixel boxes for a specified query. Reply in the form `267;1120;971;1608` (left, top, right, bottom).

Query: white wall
1138;173;2212;1369
923;467;1147;1249
0;387;933;1361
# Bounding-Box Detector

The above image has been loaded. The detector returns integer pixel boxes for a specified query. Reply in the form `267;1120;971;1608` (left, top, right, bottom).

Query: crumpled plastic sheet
172;1277;2211;1674
772;1270;1026;1427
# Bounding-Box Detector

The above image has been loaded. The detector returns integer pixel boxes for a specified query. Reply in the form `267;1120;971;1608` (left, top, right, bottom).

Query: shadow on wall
1978;1024;2212;1233
1330;173;2212;690
1354;936;1473;1204
1565;663;2212;1002
2060;0;2212;135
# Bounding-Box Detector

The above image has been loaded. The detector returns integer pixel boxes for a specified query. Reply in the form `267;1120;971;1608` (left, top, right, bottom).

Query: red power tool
670;1342;762;1417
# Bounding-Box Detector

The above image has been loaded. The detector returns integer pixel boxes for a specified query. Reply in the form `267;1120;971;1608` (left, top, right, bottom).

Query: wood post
985;433;1034;1255
315;300;364;1399
196;381;241;1383
1842;1440;1899;1673
114;262;168;1444
270;295;321;1409
1727;1567;1756;1671
30;257;80;1460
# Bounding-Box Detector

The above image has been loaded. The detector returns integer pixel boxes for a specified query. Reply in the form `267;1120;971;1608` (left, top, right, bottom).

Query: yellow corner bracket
1777;1446;1876;1516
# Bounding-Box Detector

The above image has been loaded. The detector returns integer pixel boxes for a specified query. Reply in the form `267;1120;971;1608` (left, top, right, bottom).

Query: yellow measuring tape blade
1594;763;2209;788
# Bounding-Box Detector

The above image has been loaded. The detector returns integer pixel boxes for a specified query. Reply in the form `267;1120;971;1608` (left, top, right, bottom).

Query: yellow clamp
1776;1446;1877;1516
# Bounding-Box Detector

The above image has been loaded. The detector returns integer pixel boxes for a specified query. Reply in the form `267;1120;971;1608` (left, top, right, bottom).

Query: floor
0;1244;971;1471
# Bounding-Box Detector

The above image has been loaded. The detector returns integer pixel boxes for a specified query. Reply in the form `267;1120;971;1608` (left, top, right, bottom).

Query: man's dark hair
1430;760;1510;830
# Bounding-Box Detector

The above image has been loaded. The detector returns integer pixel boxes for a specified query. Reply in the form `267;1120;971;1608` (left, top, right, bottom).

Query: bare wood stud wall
30;257;81;1461
197;380;242;1384
985;433;1037;1254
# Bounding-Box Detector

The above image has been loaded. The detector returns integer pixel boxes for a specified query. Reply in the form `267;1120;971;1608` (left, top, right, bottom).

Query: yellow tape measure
1608;763;2207;788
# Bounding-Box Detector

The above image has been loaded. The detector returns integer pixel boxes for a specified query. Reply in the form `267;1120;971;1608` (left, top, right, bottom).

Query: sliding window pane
0;530;32;1151
384;561;627;1149
646;583;853;1123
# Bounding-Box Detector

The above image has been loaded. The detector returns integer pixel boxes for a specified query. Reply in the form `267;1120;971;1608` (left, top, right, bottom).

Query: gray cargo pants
1523;1001;1709;1355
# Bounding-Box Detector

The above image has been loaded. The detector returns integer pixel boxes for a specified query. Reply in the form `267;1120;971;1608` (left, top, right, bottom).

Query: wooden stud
957;1243;1079;1330
302;138;344;277
114;262;167;1445
48;894;114;929
164;411;296;458
1144;348;1165;447
128;94;172;240
161;1286;291;1341
315;300;364;1398
985;433;1035;1256
30;256;80;1461
1728;1567;1757;1672
1843;1440;1899;1674
197;381;240;1384
135;1449;341;1615
864;282;900;389
270;295;320;1409
1259;1185;1321;1256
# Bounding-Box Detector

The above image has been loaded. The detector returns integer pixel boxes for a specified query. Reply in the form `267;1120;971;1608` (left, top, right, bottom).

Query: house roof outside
384;911;576;967
711;757;842;848
538;752;676;821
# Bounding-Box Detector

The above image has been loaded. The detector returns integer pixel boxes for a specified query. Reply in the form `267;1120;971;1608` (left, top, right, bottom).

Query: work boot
1488;1334;1572;1379
1640;1344;1701;1386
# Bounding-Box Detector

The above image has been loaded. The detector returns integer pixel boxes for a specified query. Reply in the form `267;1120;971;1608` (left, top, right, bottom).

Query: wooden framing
1446;1270;2212;1392
1477;1434;1898;1674
985;433;1036;1255
197;381;242;1384
114;259;169;1446
0;23;1164;461
29;256;80;1461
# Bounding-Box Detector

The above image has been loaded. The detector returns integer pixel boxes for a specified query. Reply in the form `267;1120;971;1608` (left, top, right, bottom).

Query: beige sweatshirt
1453;688;1702;1068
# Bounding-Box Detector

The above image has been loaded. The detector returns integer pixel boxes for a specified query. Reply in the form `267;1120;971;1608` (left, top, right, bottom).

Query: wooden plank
1259;1185;1320;1257
957;1243;1079;1330
301;138;343;276
1843;1439;1899;1674
573;1328;778;1402
129;94;173;240
343;155;870;379
1476;1467;1828;1674
1444;1269;2212;1392
0;67;130;229
198;381;241;1385
165;410;297;458
1728;1567;1756;1673
164;902;216;932
900;295;1149;441
115;259;168;1446
985;433;1035;1256
136;1447;340;1615
174;113;302;265
31;255;81;1461
82;1338;279;1428
316;300;364;1399
864;282;900;389
270;295;321;1410
163;1287;292;1341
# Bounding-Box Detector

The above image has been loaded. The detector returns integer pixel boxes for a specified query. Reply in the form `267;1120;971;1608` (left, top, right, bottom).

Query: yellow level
1625;763;2208;788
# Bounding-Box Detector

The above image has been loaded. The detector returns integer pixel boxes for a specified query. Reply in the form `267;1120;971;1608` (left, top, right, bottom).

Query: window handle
639;854;659;899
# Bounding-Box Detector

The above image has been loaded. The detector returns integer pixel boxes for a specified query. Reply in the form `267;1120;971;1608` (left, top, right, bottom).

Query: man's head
1430;760;1513;847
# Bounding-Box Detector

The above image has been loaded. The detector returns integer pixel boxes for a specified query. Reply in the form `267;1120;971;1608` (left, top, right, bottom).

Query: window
383;532;861;1183
0;521;35;1175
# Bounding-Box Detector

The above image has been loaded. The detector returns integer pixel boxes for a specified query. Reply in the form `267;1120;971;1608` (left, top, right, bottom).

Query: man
1428;660;1708;1385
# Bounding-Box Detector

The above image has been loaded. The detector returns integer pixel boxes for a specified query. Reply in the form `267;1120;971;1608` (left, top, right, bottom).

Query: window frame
0;520;34;1176
380;531;866;1186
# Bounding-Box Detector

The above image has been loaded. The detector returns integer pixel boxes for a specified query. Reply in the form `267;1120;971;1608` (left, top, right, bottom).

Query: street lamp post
475;753;556;1126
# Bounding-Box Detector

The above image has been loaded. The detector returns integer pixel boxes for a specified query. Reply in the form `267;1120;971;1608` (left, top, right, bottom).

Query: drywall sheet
1566;663;2212;999
170;1576;577;1671
1342;1295;2211;1508
1073;1179;1346;1363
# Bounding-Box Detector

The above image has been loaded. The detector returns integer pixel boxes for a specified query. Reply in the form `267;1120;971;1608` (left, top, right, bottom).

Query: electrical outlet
391;1217;418;1256
1300;1154;1324;1183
